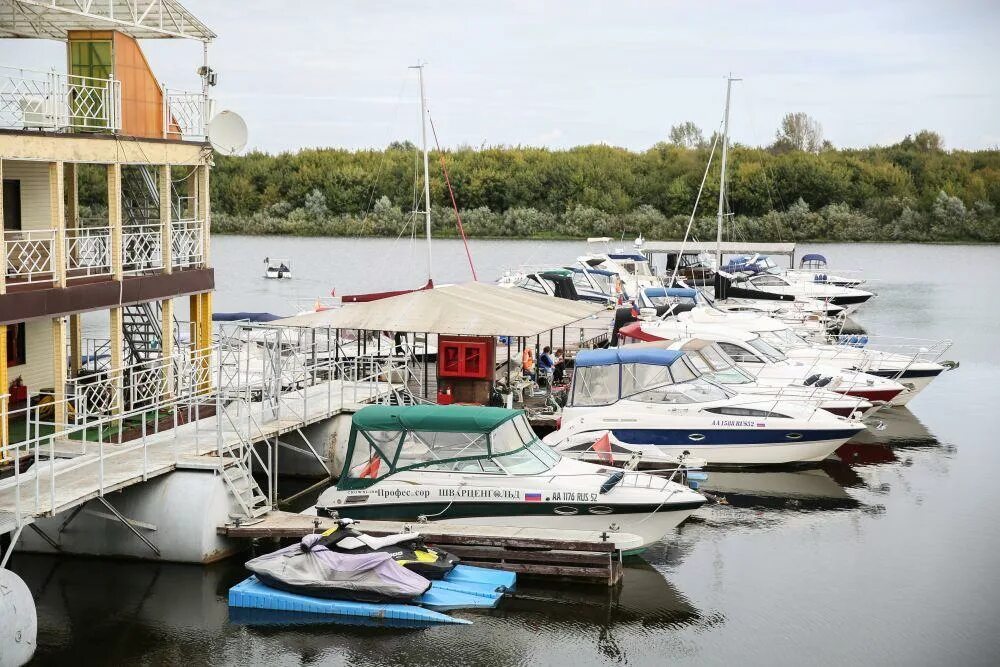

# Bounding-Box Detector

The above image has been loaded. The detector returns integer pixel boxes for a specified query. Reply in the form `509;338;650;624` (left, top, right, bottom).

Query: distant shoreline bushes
78;124;1000;242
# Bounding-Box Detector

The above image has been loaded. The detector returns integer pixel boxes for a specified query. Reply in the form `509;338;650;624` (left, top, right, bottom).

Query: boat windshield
341;414;559;485
687;345;756;385
750;274;790;287
747;336;787;362
758;328;809;349
620;358;731;403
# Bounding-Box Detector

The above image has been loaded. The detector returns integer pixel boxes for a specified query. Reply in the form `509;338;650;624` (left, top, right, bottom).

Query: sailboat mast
716;75;739;269
416;64;433;282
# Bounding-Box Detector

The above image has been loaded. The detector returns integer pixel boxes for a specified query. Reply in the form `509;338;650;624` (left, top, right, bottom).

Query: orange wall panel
112;32;165;139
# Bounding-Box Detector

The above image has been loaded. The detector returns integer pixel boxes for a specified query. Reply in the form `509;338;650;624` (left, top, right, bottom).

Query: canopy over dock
273;282;605;337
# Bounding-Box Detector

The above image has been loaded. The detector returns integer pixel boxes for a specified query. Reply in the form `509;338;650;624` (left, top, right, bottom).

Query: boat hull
316;501;701;552
561;434;854;467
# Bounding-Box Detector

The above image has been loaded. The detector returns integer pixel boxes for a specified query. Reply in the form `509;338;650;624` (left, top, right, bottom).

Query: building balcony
0;66;208;141
2;219;206;288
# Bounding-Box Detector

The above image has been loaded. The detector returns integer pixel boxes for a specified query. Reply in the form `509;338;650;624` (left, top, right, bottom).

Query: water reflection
687;406;947;526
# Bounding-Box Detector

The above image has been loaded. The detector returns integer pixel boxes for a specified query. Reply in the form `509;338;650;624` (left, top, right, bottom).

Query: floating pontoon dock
220;510;630;585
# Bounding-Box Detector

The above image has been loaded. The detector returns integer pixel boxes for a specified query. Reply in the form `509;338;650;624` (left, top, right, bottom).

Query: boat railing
827;336;954;365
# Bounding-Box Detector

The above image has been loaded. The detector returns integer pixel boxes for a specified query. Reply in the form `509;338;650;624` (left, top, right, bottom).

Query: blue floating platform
228;565;516;626
229;577;470;625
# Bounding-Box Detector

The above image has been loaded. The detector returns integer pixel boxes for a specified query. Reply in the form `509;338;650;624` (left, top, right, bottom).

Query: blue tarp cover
575;348;682;368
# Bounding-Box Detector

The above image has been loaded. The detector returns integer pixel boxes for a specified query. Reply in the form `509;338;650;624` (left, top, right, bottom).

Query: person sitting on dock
538;346;555;387
553;348;566;384
522;348;536;380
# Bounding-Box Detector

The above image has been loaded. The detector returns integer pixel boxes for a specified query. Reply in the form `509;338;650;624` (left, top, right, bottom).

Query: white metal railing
0;66;120;132
122;223;163;275
3;229;56;283
164;88;208;141
171;219;204;268
65;225;112;280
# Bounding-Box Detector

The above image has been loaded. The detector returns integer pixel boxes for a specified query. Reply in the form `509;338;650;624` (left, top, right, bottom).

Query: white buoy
0;568;37;667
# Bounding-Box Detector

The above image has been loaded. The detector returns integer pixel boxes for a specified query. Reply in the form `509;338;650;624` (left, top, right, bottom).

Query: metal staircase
220;456;270;520
122;302;163;366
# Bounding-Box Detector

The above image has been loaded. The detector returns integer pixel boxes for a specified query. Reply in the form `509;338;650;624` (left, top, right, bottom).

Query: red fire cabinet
438;336;494;380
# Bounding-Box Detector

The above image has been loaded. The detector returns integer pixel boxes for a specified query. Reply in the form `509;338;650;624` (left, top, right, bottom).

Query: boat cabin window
717;341;765;364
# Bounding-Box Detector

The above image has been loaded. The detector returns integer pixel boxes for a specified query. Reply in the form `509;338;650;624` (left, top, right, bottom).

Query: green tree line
80;118;1000;242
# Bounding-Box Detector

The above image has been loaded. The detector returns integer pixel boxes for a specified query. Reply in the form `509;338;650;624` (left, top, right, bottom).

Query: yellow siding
2;160;50;231
8;319;55;392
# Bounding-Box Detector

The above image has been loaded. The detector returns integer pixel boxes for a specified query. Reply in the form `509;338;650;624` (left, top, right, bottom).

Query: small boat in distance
263;257;292;279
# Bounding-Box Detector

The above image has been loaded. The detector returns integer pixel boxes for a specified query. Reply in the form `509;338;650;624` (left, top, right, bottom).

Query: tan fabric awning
272;282;606;337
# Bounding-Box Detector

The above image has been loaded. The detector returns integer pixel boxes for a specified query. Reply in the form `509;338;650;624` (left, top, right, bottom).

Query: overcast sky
4;0;999;153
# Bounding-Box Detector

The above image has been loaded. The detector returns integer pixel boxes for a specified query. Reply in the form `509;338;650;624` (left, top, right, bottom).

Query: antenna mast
716;75;740;269
411;63;433;282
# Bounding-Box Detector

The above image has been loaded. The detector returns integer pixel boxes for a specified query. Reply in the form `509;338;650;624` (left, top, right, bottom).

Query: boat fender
815;376;832;387
0;569;36;667
803;374;821;386
599;471;625;494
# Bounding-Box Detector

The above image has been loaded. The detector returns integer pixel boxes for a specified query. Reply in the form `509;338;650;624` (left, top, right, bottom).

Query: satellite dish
207;110;248;155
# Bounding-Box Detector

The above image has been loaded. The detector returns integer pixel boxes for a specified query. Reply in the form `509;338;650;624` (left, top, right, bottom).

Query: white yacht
617;319;906;406
315;405;707;552
578;237;660;300
633;308;953;406
635;337;878;417
545;348;865;467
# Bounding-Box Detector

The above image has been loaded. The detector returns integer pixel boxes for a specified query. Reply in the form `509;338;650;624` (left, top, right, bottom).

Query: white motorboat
786;253;867;289
263;257;292;279
578;237;660;300
315;405;707;552
637;286;839;340
723;255;873;313
496;268;615;306
617;318;907;406
634;337;877;417
644;308;953;406
545;348;865;467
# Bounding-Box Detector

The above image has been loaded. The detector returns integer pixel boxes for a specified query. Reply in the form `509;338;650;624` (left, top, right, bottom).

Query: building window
3;179;21;231
6;323;26;367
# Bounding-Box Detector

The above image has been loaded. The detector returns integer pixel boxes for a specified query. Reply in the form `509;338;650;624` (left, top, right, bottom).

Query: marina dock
220;510;628;585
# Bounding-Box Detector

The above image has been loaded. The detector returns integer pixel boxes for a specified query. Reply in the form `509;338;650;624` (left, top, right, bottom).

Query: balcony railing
122;223;164;275
171;219;204;268
1;66;209;139
3;229;56;284
164;88;208;141
66;225;112;280
0;66;121;132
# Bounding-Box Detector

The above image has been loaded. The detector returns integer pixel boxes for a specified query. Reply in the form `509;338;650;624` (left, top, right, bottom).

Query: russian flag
524;492;542;502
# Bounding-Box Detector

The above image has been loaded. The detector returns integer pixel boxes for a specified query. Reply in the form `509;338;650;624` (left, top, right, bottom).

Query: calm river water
11;237;1000;666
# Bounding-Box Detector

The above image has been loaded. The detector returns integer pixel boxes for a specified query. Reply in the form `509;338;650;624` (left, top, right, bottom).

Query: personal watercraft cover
245;534;432;602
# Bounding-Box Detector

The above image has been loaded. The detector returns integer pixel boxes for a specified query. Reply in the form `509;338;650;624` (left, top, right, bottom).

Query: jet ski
245;532;432;603
314;518;460;580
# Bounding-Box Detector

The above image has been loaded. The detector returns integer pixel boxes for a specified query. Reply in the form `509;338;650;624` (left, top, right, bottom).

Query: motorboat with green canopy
315;405;706;552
